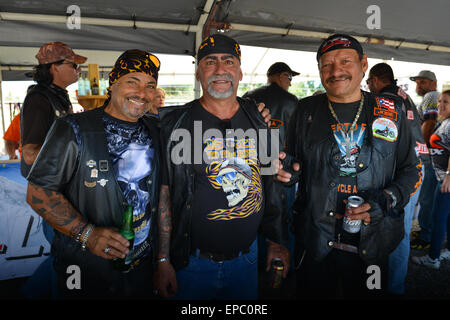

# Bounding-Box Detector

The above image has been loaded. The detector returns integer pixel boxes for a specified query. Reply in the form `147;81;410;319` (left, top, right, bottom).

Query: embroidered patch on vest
84;180;97;188
372;118;398;142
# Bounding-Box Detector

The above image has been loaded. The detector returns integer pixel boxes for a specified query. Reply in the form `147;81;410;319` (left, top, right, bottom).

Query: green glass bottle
114;205;135;272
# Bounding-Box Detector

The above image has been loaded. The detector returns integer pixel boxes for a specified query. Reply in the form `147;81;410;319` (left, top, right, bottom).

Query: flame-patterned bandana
109;49;160;87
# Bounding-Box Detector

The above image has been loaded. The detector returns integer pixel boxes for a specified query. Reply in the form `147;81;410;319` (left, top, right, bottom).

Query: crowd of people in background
1;33;449;300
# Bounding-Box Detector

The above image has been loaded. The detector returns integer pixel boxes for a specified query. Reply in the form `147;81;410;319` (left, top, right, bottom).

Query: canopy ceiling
1;0;449;80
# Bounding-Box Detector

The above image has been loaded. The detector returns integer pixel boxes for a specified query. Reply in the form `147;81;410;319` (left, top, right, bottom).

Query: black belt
192;248;250;262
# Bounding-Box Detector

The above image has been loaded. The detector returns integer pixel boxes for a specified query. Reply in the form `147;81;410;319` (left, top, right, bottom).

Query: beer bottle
91;77;99;95
114;205;135;272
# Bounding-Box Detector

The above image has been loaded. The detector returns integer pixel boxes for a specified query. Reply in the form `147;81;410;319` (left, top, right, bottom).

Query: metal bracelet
74;223;89;243
80;224;94;251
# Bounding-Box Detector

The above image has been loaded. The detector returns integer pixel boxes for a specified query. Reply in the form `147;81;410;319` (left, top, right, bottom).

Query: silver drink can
343;195;364;233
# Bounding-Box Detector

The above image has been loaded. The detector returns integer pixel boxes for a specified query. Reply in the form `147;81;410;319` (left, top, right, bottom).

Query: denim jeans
429;182;450;260
418;162;438;242
173;240;258;300
388;166;423;294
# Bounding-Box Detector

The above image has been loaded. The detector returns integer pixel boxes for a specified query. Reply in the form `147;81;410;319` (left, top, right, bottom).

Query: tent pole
0;65;5;136
193;0;216;100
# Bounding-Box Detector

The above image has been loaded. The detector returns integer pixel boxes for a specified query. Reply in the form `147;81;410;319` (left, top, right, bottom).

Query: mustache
207;74;234;85
326;74;352;83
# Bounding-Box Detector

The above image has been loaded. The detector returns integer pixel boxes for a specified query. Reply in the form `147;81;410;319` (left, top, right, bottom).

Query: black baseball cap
317;34;364;62
197;34;241;64
267;62;300;77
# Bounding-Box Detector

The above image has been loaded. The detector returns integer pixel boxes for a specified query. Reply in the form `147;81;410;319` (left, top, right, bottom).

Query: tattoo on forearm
158;185;172;256
27;183;84;237
70;221;88;238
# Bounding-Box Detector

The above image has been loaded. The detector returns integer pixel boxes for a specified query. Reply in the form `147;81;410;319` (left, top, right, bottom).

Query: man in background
409;70;440;250
21;41;86;178
367;62;427;295
3;113;21;159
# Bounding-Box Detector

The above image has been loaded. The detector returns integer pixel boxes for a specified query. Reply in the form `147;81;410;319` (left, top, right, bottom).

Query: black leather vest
20;84;72;177
51;107;160;269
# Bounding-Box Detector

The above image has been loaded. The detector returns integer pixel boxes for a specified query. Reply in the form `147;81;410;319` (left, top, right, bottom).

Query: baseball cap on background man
36;41;87;65
409;70;437;82
197;33;241;64
316;34;364;62
267;62;300;77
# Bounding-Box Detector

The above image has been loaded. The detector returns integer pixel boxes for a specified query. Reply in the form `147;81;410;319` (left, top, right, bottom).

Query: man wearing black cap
409;70;439;251
155;34;289;300
243;62;299;148
25;49;161;299
276;34;420;298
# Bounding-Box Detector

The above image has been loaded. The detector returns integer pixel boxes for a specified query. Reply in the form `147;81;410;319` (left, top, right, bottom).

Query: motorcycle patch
372;118;398;142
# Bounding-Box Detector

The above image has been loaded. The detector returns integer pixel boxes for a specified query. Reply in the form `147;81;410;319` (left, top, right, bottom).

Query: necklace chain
327;94;364;137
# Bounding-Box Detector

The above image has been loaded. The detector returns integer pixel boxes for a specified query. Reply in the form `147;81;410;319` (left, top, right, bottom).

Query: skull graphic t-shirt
188;101;264;255
330;100;366;246
103;113;154;261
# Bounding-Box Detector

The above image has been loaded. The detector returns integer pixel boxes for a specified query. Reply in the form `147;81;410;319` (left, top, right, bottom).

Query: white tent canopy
1;0;449;82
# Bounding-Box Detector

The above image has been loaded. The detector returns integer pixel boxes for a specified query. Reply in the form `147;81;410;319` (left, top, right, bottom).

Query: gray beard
207;74;234;99
207;85;234;98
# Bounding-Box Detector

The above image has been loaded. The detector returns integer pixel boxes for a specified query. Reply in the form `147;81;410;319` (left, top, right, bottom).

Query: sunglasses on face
281;73;292;81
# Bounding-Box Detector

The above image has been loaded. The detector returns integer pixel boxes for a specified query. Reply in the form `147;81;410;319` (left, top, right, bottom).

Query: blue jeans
173;240;258;300
388;166;423;294
429;182;450;260
418;162;438;242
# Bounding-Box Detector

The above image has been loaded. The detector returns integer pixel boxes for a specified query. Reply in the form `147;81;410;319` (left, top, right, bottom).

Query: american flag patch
376;97;395;111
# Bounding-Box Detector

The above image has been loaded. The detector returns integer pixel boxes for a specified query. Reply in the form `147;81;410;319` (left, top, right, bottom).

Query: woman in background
412;90;450;269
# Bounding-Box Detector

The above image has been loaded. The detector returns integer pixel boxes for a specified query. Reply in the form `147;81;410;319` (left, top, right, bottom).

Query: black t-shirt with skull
330;101;366;246
185;101;264;255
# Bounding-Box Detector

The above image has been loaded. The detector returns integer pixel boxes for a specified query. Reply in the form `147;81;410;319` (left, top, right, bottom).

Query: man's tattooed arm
26;182;87;239
157;185;172;258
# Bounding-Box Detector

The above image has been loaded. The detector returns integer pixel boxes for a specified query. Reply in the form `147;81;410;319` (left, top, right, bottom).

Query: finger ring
104;247;111;254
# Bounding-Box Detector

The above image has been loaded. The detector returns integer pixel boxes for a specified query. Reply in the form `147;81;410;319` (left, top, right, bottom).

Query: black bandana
197;34;241;64
317;34;363;62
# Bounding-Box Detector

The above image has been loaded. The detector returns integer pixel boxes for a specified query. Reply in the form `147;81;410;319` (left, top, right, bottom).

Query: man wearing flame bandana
25;50;161;299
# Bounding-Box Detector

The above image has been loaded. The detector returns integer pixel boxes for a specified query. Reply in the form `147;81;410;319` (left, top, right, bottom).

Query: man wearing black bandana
277;34;421;299
155;34;289;300
25;50;161;299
